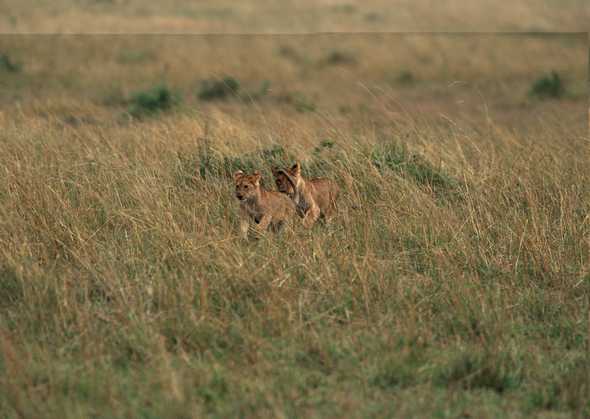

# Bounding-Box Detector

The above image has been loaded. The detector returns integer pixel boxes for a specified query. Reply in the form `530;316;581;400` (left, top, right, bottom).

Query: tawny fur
234;170;295;238
272;163;339;228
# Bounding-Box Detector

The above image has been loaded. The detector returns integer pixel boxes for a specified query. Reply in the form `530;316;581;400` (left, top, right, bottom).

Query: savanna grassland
0;28;589;419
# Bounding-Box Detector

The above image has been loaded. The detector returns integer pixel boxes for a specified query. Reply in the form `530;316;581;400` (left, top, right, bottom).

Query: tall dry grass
0;33;588;417
2;0;589;33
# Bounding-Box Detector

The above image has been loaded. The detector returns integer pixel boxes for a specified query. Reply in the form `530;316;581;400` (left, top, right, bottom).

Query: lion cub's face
272;163;301;195
272;170;294;195
234;171;261;201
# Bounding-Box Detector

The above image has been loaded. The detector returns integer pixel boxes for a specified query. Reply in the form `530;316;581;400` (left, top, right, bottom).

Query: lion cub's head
234;170;261;201
272;163;301;196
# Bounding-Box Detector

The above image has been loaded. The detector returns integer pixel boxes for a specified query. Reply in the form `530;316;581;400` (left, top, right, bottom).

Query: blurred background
1;0;589;32
1;0;587;138
0;33;586;140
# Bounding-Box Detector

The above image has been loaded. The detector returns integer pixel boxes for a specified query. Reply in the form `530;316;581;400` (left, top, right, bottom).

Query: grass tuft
177;142;294;186
0;53;21;72
529;71;565;99
433;351;521;393
128;84;179;117
198;77;240;101
395;70;416;85
321;50;357;66
371;141;461;199
0;266;23;308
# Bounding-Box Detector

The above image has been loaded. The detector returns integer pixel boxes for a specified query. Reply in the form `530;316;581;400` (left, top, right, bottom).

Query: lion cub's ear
291;162;301;176
233;170;244;182
252;171;262;185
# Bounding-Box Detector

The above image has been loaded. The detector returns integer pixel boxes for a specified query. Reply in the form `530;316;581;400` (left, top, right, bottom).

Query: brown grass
1;0;589;33
0;32;588;418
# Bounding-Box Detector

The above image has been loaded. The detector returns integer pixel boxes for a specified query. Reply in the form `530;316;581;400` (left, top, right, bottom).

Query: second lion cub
234;170;295;238
272;162;339;228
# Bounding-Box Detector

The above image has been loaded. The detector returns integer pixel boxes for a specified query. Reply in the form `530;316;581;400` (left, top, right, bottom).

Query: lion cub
272;162;339;228
234;170;295;238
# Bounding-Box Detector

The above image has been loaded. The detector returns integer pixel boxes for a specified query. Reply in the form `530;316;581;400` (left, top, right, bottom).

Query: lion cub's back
266;190;296;219
310;178;340;207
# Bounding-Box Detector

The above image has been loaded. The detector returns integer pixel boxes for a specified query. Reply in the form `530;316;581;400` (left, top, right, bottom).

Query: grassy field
2;0;589;33
0;30;589;418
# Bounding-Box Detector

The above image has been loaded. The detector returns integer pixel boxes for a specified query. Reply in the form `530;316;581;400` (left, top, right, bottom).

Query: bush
322;50;357;66
529;71;565;99
277;45;303;62
371;142;461;199
0;53;21;72
176;142;295;189
198;77;240;101
395;70;415;85
128;84;179;118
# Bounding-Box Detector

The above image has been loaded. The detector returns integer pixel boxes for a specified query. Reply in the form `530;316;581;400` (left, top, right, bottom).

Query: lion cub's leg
270;220;285;233
302;203;321;229
255;214;272;235
323;198;338;223
239;220;250;238
239;208;250;239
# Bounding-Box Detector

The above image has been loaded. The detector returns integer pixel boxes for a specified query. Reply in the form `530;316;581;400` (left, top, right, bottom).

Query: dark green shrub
128;84;179;117
198;77;240;101
529;71;565;99
322;50;357;66
277;45;302;62
0;53;21;72
395;70;415;85
371;142;461;199
176;142;295;188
